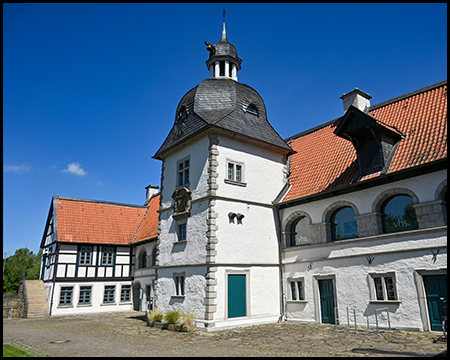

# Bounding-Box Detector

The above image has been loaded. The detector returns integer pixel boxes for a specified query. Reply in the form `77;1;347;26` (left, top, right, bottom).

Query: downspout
273;204;285;322
49;242;59;316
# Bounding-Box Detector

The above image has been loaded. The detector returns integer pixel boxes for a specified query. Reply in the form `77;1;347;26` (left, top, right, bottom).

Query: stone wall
3;280;27;318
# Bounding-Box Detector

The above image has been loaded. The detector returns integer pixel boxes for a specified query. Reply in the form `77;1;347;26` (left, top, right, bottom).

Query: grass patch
3;344;33;357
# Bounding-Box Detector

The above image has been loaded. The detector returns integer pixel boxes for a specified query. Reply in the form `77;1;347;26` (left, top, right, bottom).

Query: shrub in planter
164;310;181;324
148;309;164;324
182;311;197;332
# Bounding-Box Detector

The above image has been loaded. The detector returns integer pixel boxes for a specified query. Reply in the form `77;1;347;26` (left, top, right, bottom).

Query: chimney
340;88;372;113
145;184;159;205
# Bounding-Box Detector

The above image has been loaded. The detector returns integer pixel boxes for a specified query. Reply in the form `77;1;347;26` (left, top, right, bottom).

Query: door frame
414;269;447;331
313;274;337;324
225;269;250;319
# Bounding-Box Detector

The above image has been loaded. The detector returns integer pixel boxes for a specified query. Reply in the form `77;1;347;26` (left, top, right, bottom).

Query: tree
3;248;42;294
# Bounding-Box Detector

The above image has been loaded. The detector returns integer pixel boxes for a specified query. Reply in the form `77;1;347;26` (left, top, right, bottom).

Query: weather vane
223;8;226;22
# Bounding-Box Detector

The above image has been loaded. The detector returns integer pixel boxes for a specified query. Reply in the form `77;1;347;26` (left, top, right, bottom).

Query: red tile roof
282;81;447;202
56;197;148;245
132;194;160;244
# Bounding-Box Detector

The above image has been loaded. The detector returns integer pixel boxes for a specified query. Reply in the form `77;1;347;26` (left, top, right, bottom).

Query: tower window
246;104;259;116
219;61;225;76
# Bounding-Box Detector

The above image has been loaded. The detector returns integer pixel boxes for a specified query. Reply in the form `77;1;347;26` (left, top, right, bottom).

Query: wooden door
228;274;246;318
423;275;447;331
319;279;335;324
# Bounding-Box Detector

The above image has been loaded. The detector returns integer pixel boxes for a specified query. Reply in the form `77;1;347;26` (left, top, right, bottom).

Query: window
226;161;245;185
138;250;147;269
101;247;114;266
219;61;225;76
151;247;157;267
178;223;187;241
79;246;92;266
382;195;418;233
78;286;92;305
174;273;185;296
370;274;397;301
103;285;115;304
245;104;259;116
289;216;311;247
59;286;73;306
177;159;190;187
331;206;358;241
289;279;305;301
120;285;131;302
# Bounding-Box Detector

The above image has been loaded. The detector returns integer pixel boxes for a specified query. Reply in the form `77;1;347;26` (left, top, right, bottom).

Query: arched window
382;195;418;233
151;247;157;267
138;250;147;269
245;104;259;116
289;216;311;247
331;206;358;241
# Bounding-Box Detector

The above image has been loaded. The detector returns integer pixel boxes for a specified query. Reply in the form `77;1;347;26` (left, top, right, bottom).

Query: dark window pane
290;216;311;246
382;195;418;233
332;207;358;240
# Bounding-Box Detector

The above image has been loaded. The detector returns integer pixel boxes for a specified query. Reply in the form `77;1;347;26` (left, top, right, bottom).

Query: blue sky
3;3;447;257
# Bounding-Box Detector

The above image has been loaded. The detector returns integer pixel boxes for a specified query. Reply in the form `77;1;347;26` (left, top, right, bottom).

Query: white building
39;20;447;332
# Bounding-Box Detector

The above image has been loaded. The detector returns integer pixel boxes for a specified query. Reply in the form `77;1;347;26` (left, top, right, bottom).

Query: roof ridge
54;195;148;209
284;117;342;142
130;207;150;244
369;79;447;111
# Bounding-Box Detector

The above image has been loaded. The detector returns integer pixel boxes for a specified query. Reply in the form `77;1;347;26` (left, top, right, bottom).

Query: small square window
78;286;92;305
225;161;245;185
177;159;190;187
178;223;187;241
102;247;114;266
79;246;92;266
59;286;73;306
174;273;185;296
370;273;398;301
103;285;116;303
120;285;131;302
289;279;304;301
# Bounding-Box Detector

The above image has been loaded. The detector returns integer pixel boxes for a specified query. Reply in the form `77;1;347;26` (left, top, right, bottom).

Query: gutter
273;204;285;322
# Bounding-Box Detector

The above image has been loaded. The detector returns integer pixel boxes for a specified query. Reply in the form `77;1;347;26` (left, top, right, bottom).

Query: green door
319;279;335;324
423;275;447;331
228;274;246;318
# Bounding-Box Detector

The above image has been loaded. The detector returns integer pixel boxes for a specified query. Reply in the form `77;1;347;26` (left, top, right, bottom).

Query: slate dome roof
153;78;293;159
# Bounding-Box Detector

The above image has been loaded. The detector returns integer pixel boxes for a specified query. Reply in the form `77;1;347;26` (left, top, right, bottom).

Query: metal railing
334;306;392;336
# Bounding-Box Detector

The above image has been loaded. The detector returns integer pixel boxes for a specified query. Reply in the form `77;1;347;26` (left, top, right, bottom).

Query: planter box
148;322;187;332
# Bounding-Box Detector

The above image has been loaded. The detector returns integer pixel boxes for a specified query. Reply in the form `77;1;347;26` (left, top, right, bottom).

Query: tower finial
221;8;227;41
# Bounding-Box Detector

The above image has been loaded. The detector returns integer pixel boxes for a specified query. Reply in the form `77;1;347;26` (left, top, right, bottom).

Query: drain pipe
273;204;285;323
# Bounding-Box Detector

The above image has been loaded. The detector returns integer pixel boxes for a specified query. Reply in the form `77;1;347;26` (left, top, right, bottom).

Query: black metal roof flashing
153;78;294;159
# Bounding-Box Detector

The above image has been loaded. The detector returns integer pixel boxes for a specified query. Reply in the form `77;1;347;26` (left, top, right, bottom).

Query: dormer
334;105;404;178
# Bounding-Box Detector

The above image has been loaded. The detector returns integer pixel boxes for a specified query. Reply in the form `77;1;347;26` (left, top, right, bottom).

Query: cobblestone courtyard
3;311;447;357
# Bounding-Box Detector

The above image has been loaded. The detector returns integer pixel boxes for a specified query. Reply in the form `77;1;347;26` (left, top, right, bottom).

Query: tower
153;17;294;331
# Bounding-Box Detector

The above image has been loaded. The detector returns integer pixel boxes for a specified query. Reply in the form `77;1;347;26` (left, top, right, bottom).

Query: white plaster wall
214;200;279;264
49;281;133;316
158;201;209;266
214;266;280;322
160;134;210;209
216;135;286;204
155;266;207;318
284;245;447;331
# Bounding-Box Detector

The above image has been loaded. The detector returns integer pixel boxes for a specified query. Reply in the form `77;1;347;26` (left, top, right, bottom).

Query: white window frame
369;272;400;303
287;277;306;302
177;157;190;187
173;272;185;297
224;159;246;187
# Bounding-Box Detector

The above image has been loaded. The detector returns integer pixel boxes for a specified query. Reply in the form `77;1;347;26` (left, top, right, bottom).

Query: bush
182;311;197;332
148;308;163;323
164;310;181;324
